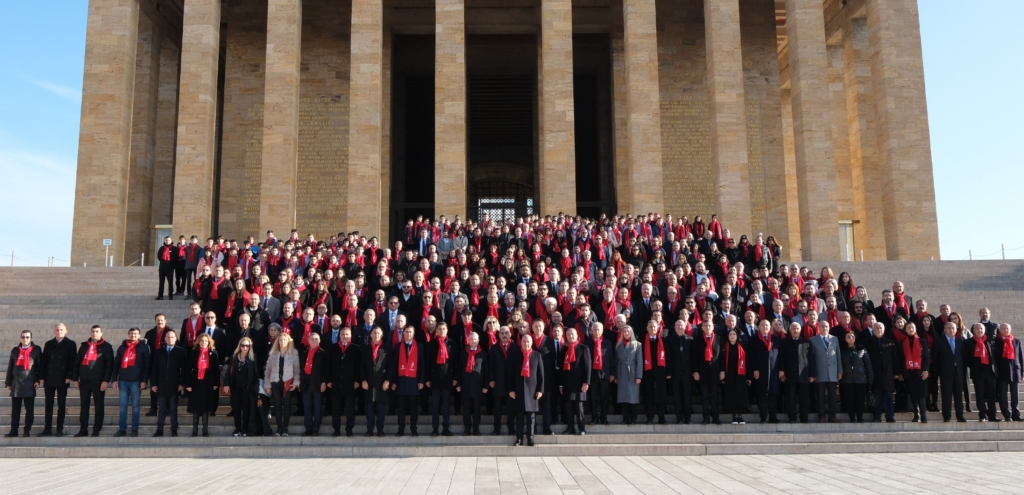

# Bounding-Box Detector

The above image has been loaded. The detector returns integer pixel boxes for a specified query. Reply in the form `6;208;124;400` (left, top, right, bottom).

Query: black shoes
4;431;17;438
39;430;52;437
153;430;164;437
527;437;535;447
114;430;127;437
513;438;523;446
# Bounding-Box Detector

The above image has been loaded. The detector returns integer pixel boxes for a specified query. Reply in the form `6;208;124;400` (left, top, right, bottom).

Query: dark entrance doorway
389;35;435;242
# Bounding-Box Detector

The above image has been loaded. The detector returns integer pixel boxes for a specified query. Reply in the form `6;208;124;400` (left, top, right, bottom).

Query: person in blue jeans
111;328;151;437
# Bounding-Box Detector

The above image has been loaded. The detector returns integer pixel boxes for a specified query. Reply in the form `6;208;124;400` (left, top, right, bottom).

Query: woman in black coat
222;336;259;436
721;328;750;424
994;324;1024;421
559;328;591;435
898;323;930;423
185;333;220;436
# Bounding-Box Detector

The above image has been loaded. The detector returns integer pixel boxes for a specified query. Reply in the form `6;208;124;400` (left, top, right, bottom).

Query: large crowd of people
6;212;1023;447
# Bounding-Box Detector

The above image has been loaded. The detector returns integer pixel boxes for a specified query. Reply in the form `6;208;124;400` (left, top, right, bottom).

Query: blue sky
0;1;1021;265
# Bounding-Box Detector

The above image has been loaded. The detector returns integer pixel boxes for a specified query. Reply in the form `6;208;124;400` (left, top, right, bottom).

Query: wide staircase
0;262;1023;457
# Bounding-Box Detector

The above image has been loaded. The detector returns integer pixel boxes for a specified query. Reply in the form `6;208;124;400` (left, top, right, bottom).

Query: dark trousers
927;372;939;407
564;399;586;432
816;382;838;419
939;373;964;420
998;380;1021;420
174;266;186;293
10;397;35;432
156;394;179;432
148;386;158;413
515;411;536;440
840;383;867;421
492;393;514;434
430;388;452;433
366;401;386;433
872;388;895;421
755;388;779;422
463;397;482;433
255;394;273;436
973;374;998;420
785;382;811;422
43;385;68;432
961;373;972;410
302;388;323;433
538;393;553;432
331;393;358;434
698;379;719;421
396;394;419;434
185;268;196;296
271;383;292;433
158;267;174;297
230;387;256;434
589;376;611;422
79;381;105;433
671;376;693;423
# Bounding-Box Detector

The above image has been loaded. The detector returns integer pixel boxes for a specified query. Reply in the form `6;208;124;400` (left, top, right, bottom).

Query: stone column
780;89;802;260
867;0;940;260
784;0;838;260
346;0;384;236
150;40;181;232
172;0;222;240
622;0;664;214
827;45;854;226
538;0;577;215
125;15;162;265
435;0;467;220
70;0;139;266
259;0;302;235
610;27;631;213
842;17;885;260
704;0;751;236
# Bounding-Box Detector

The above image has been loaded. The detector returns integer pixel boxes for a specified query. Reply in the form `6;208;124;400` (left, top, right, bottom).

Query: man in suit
150;329;187;436
932;321;967;422
692;319;722;425
866;322;899;423
873;290;908;333
40;323;76;436
586;322;616;425
71;326;115;437
488;326;515;435
530;320;556;434
390;326;425;436
376;296;405;342
665;320;693;424
260;282;282;322
509;333;545;446
966;323;999;421
143;314;173;417
328;328;362;437
978;307;999;340
809;321;843;423
415;229;434;258
156;236;178;300
200;312;229;363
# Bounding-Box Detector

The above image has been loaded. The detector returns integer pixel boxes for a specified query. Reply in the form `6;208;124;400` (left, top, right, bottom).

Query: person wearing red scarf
427;324;457;436
967;323;998;421
458;333;489;436
392;326;425;436
111;328;152;437
6;330;42;437
639;321;668;425
185;333;219;437
722;329;749;424
510;333;545;446
748;320;781;424
298;333;327;436
899;324;930;423
559;328;592;435
994;324;1024;421
584;323;613;425
156;236;178;301
488;327;516;435
71;326;114;437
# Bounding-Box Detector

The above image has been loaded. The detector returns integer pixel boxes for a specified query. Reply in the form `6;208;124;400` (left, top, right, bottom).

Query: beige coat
264;348;300;385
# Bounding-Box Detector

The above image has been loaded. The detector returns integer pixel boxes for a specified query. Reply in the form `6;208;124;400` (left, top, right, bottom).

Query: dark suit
488;342;515;434
965;337;998;420
427;337;459;434
931;334;966;421
362;342;390;433
865;335;899;421
666;332;693;423
586;337;616;424
40;337;77;433
390;340;425;435
150;345;187;433
559;343;592;433
692;332;722;423
532;335;557;432
329;342;362;435
994;337;1024;420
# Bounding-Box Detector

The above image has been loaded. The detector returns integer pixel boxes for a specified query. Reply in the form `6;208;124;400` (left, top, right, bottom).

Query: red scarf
210;278;225;299
703;333;714;362
601;300;617;328
893;293;910;314
197;347;210;379
974;335;989;365
487;303;500;319
436;336;450;364
121;341;138;369
185;317;200;347
462;322;475;345
421;307;433;342
339;341;351;355
902;336;922;370
15;346;32;370
486;331;497;347
520;347;533;377
827;310;840;328
726;342;746;375
304;346;318;374
759;332;772;352
301;321;314;347
399;341;419;378
465;346;482;372
592;338;603;369
1002;336;1016;361
280;315;296;335
644;334;666;371
532;334;545;350
564;342;578;370
83;339;104;365
802;322;820;339
371;341;382;361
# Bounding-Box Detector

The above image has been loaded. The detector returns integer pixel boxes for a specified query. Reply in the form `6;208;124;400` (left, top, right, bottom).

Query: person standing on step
559;328;591;435
509;333;544;447
721;328;750;425
40;323;76;437
111;327;151;437
391;326;425;437
897;323;930;423
156;236;178;301
865;322;898;423
6;330;42;437
265;333;300;436
329;327;362;437
749;319;782;424
666;320;693;424
222;337;259;436
693;319;723;425
185;333;220;437
930;322;966;422
150;330;187;437
612;325;643;425
71;325;114;437
299;332;328;436
994;323;1024;421
838;331;872;423
809;321;843;423
488;326;515;435
427;323;458;436
362;327;390;437
457;332;489;436
966;323;999;421
143;313;172;417
586;322;616;426
639;320;668;425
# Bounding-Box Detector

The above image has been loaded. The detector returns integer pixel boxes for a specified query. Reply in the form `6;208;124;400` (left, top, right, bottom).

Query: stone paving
2;452;1022;494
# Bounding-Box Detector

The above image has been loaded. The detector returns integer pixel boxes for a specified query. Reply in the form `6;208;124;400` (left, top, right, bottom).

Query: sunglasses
240;344;251;348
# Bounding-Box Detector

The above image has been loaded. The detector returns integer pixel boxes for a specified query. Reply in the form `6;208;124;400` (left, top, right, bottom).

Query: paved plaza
3;452;1022;494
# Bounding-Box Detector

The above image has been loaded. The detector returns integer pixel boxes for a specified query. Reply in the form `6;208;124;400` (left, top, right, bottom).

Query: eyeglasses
239;344;251;348
20;336;31;340
205;316;216;320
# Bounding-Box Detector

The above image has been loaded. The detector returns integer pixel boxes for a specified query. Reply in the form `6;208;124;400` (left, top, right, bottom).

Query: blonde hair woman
185;333;219;437
223;337;259;436
612;325;643;425
264;333;300;436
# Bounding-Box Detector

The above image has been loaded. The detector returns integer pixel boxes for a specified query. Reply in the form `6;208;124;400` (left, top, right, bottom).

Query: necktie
333;330;339;344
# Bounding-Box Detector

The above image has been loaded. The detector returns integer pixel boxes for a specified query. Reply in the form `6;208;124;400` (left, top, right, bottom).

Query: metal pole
105;245;109;267
969;250;972;261
859;250;864;262
141;253;145;267
1002;244;1006;260
109;255;114;268
11;250;14;267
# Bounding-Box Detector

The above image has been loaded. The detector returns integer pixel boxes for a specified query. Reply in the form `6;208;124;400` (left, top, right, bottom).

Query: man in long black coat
143;314;173;417
966;323;999;421
780;322;813;423
586;323;616;425
865;322;899;422
559;328;592;435
362;328;390;436
457;333;489;435
71;326;115;437
328;328;362;437
508;333;544;446
390;326;425;436
692;320;722;425
666;320;693;424
40;323;76;436
427;323;459;436
529;321;557;434
150;330;187;436
488;327;515;435
931;321;966;422
748;320;782;423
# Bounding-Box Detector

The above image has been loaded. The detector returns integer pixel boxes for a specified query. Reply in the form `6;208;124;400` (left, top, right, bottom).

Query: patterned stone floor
2;452;1021;494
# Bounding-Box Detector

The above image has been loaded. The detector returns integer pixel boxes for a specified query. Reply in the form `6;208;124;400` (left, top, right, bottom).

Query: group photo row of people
7;212;1023;446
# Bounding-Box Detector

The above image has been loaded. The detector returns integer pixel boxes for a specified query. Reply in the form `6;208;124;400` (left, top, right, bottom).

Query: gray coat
809;334;843;383
613;341;644;404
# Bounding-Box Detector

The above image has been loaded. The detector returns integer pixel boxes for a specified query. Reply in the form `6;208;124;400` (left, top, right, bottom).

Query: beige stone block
867;0;940;260
435;0;468;220
785;0;839;260
346;0;384;237
828;44;854;226
125;14;161;263
623;0;664;214
610;25;631;214
70;0;140;266
704;0;751;236
149;40;180;236
538;0;577;216
780;89;802;260
172;0;222;241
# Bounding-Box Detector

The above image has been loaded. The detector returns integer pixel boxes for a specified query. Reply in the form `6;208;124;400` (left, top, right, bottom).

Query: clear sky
0;1;1021;266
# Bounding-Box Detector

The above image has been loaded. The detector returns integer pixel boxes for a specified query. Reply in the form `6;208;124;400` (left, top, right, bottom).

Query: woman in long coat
612;326;644;425
721;328;750;424
185;333;220;436
898;323;930;423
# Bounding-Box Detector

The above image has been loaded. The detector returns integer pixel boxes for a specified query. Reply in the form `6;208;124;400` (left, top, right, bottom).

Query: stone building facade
70;0;939;266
